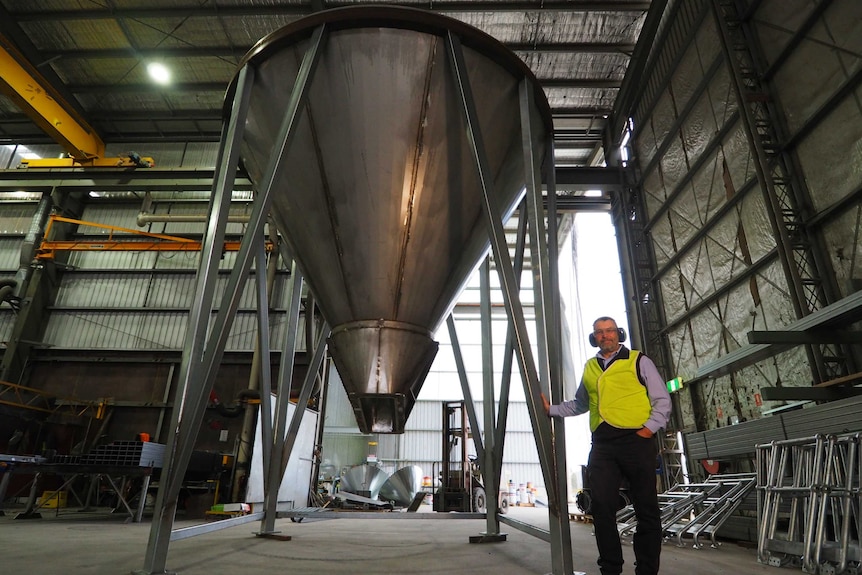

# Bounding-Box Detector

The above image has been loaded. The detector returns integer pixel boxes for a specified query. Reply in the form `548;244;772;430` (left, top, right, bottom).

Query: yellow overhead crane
36;214;273;260
0;34;154;169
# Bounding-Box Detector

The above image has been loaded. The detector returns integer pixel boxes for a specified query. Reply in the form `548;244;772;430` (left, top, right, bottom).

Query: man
541;316;671;575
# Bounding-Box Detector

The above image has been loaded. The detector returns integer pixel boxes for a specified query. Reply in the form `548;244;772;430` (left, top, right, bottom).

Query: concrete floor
0;505;774;575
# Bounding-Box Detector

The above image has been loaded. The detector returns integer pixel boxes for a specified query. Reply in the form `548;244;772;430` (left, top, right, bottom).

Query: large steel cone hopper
230;7;552;433
379;465;424;508
340;463;388;499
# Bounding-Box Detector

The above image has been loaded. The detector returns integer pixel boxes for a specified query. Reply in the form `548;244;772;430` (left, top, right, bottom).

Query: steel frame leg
445;30;573;574
137;25;328;574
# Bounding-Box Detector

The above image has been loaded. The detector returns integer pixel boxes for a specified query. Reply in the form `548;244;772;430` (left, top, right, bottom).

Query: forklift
433;400;508;514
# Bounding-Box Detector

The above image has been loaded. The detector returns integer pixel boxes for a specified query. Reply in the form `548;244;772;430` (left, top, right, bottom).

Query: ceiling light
147;62;171;85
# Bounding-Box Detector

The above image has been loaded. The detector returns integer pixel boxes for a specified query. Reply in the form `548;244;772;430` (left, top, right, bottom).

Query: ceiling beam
67;82;227;94
555;166;622;189
0;167;620;193
86;110;223;121
510;42;636;54
550;107;612;117
9;3;652;21
40;42;637;61
0;3;91;124
553;196;612;211
6;108;613;124
0;169;254;192
2;114;609;146
66;78;622;94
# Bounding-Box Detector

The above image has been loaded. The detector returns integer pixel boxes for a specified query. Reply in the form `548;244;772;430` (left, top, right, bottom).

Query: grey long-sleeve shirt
548;345;672;434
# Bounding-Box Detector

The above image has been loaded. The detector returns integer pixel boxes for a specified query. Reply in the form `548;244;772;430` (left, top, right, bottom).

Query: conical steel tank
229;7;552;433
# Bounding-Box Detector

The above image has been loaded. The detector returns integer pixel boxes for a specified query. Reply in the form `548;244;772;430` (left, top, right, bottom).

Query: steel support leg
137;24;327;574
258;261;303;535
446;30;565;570
471;258;506;542
256;318;330;538
0;471;10;515
253;235;276;497
136;62;256;575
446;316;484;466
135;475;151;523
14;472;42;519
493;210;528;470
275;323;331;497
521;79;574;574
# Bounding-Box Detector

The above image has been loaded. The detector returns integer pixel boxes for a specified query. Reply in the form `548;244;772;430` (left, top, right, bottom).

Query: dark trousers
587;431;662;575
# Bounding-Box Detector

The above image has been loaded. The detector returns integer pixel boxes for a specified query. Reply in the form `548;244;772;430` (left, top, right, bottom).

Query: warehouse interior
1;1;861;574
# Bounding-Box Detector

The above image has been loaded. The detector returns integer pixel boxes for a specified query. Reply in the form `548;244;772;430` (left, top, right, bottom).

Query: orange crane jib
36;215;273;260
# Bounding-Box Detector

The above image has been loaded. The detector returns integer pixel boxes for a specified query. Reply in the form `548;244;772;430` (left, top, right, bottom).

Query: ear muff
588;327;627;347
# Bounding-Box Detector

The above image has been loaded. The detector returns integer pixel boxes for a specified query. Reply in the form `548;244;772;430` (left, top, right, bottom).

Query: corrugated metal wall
41;199;305;352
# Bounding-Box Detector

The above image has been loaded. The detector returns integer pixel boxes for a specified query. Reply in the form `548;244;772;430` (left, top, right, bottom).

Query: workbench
0;453;155;523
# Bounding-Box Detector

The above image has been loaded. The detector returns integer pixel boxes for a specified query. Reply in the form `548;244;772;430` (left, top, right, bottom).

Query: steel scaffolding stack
757;434;860;574
614;472;756;550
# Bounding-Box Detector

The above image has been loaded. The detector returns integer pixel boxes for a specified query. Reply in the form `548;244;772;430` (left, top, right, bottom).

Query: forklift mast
435;401;474;512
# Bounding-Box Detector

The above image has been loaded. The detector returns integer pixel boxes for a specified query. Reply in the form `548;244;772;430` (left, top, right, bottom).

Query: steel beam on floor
170;512;265;541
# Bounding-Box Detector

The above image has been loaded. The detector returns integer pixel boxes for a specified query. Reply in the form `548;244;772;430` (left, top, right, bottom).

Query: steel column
614;170;673;374
0;471;10;515
236;27;328;471
446;29;556;491
310;348;332;498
